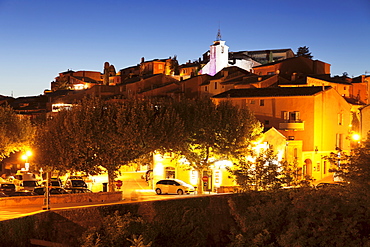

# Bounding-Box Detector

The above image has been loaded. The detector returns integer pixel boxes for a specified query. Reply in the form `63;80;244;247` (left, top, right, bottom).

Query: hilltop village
1;37;370;189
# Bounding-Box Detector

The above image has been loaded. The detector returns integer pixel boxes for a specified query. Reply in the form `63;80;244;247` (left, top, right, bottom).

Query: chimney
141;57;145;63
291;72;297;81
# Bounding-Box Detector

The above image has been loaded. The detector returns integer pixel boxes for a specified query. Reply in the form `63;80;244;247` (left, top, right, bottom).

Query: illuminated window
336;133;343;149
283;111;290;120
338;113;343;125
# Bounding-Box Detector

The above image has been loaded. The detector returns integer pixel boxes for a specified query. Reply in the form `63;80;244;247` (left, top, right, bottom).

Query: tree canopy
0;104;34;160
173;97;262;193
33;97;262;193
33;97;183;191
325;133;370;190
296;46;313;59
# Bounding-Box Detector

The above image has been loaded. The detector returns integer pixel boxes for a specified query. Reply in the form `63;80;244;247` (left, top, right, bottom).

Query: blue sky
0;0;369;97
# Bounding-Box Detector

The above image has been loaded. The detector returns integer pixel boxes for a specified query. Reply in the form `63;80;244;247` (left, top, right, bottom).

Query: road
0;171;213;221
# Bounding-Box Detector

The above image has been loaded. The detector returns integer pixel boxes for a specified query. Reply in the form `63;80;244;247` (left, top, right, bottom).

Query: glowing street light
21;150;32;171
352;133;361;142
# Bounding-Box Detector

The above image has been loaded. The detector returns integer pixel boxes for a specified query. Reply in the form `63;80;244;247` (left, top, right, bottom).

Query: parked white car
155;179;195;195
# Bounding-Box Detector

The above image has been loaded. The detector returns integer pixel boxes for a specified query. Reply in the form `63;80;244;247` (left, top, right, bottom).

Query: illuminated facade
200;39;259;76
200;39;229;76
51;70;103;91
212;86;352;182
151;151;239;193
151;127;292;192
253;56;331;77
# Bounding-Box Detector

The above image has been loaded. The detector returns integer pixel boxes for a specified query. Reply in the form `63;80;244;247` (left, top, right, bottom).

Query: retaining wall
0;194;236;247
0;191;122;207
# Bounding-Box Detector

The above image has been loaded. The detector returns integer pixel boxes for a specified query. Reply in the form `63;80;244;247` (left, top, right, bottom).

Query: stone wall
0;191;122;207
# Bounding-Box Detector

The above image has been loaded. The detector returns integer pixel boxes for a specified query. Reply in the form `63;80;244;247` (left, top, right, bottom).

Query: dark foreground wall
1;188;370;247
0;194;236;247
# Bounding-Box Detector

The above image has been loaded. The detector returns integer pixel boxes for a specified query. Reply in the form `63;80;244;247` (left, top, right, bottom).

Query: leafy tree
279;160;313;187
296;46;313;59
229;148;314;191
80;211;151;247
0;104;34;160
33;110;77;175
325;133;370;190
229;148;283;191
53;76;71;91
34;97;183;191
173;98;261;194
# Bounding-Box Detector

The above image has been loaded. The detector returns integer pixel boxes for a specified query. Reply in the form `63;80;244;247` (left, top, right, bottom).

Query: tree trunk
107;169;115;192
197;168;204;194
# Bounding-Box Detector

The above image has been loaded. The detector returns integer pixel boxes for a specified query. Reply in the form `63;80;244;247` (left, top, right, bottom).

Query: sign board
214;170;221;186
202;176;208;182
115;180;123;188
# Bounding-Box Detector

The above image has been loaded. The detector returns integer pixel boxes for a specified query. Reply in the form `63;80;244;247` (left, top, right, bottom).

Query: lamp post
21;150;32;171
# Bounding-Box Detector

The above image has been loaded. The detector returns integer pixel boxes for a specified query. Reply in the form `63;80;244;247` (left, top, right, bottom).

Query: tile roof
212;86;332;98
121;74;158;85
74;76;100;83
252;56;300;68
307;75;352;85
180;63;199;68
234;74;276;85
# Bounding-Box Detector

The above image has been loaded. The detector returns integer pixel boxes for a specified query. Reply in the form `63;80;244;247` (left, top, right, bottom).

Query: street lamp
21;150;32;171
352;133;361;142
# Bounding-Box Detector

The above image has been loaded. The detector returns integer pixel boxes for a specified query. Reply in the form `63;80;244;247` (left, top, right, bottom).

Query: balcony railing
279;121;304;131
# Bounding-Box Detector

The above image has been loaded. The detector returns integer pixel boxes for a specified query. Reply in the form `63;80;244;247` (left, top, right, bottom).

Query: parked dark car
9;190;37;196
0;192;9;197
64;178;87;189
33;187;69;195
64;188;92;194
0;182;16;195
41;178;63;188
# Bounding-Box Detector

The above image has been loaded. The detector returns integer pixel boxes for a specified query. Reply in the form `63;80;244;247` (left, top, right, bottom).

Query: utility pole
42;172;51;210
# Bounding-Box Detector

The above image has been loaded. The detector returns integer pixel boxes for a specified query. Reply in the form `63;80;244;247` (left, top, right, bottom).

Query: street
0;171;210;221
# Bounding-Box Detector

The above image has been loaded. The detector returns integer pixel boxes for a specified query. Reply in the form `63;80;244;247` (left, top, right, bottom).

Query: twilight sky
0;0;369;98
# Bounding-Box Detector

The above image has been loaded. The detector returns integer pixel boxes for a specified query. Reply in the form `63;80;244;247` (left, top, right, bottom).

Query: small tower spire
216;28;222;41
